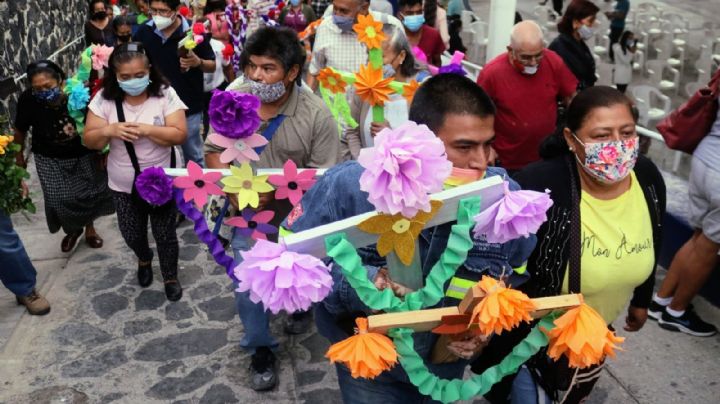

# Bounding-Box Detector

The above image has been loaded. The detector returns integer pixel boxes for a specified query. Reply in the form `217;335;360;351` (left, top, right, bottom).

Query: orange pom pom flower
469;276;536;336
353;14;386;49
326;317;398;379
354;63;395;107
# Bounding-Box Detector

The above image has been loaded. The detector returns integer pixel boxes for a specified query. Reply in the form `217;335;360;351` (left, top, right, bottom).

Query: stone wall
0;0;88;118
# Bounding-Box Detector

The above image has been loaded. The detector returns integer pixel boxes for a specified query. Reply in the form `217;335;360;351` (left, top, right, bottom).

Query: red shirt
477;49;577;170
417;25;446;64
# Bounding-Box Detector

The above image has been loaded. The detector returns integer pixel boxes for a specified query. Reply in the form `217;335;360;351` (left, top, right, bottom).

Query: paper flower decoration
220;163;273;209
544;299;625;369
208;90;262;139
268;160;316;206
438;63;467;76
193;22;206;35
136;166;173;206
234;240;333;314
172;161;224;208
222;43;234;61
469;276;536;336
0;135;13;155
318;68;347;94
225;208;277;240
358;200;442;265
402;79;420;103
353;13;385;49
326;317;398;379
208;133;268;164
429;51;466;76
354;63;394;107
178;5;191;17
91;45;113;71
472;184;554;244
358;121;452;217
66;81;90;111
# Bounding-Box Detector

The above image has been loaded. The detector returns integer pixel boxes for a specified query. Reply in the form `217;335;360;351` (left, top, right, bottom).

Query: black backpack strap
566;156;582;294
116;99;176;171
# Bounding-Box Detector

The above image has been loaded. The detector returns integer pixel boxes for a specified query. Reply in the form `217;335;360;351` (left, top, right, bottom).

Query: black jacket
549;33;597;91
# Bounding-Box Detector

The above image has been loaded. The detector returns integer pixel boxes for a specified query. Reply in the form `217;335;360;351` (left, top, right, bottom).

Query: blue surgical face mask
34;87;62;103
382;63;396;78
333;14;355;33
290;0;301;6
578;24;594;40
402;14;425;32
118;74;150;96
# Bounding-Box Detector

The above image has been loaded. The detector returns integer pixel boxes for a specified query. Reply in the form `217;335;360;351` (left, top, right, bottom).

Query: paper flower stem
339;71;357;85
386;247;423;291
372;105;384;124
369;48;383;69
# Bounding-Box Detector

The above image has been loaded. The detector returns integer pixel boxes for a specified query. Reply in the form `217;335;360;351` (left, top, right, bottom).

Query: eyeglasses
149;7;174;17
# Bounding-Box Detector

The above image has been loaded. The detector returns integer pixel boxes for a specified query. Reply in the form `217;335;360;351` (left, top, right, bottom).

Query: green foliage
0;115;35;215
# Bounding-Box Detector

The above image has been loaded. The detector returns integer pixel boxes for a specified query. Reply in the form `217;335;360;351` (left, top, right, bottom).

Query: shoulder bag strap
116;99;142;175
566;156;582;294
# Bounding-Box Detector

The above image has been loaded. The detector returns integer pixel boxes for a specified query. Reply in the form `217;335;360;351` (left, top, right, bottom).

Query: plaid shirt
310;0;332;17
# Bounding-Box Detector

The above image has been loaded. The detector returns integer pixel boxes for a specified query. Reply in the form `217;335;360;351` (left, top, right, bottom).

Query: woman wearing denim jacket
283;74;537;403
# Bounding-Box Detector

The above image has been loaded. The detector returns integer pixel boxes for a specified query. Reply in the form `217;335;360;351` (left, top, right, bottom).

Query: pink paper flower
91;45;114;71
357;121;452;217
268;160;316;206
234;240;333;314
172;161;224;208
225;208;277;240
473;182;554;244
208;133;268;164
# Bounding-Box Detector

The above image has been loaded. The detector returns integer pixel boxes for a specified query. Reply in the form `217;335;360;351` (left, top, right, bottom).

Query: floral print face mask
572;134;639;184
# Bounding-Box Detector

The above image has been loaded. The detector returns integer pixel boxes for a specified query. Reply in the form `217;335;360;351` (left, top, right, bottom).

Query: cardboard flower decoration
318;68;347;94
173;161;224;208
469;276;536;336
208;132;268;164
226;208;277;240
326;317;398;379
353;13;386;49
220;163;274;209
268;160;316;206
354;63;394;107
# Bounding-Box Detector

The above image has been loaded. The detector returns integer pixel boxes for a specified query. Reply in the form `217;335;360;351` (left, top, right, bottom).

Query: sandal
85;234;104;249
61;231;83;252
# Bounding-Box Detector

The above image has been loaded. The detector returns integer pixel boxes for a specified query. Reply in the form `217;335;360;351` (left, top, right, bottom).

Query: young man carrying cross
283;73;537;401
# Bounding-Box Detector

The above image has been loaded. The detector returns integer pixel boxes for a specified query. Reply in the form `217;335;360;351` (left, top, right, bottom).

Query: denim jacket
283;161;537;380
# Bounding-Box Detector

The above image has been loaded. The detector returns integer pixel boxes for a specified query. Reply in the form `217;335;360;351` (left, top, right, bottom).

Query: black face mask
117;34;131;43
92;10;107;20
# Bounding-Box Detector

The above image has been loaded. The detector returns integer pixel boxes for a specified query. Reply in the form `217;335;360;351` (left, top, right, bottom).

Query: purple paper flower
208;90;261;139
225;208;278;240
135;166;173;206
472;183;554;244
234;240;333;314
438;63;467;76
357;121;452;217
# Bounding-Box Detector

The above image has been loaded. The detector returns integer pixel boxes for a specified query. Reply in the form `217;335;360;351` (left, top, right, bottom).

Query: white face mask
153;14;175;30
523;65;538;75
578;24;594;40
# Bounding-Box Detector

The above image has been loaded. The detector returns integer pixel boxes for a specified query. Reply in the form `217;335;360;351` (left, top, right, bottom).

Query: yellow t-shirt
562;172;654;324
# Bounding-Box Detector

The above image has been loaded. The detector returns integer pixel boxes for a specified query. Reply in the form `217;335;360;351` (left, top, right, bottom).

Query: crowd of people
1;0;719;403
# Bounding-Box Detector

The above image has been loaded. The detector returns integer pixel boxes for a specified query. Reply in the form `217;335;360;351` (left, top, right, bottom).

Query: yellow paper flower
402;80;420;104
357;200;442;265
184;38;197;50
318;68;347;94
0;135;14;155
354;63;395;107
353;13;386;50
221;163;274;209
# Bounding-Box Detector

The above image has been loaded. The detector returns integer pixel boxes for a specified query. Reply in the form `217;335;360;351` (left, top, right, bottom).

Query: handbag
115;99;176;214
656;68;720;153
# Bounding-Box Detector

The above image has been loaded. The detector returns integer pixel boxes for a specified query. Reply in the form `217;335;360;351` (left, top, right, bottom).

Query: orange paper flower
299;18;323;41
402;79;420;103
318;68;347;94
326;317;398;379
544;299;625;369
469;276;536;336
353;13;386;49
354;63;395;107
357;200;442;265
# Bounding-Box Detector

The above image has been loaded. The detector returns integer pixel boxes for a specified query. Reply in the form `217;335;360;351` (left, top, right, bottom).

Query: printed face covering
573;134;639;184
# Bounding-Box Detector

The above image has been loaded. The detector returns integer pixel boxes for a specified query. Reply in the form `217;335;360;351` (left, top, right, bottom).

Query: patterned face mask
572;134;639;184
33;87;62;103
249;79;287;103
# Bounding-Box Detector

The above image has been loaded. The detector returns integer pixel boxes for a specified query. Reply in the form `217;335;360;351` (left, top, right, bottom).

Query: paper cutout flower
0;135;14;155
172;161;224;208
358;121;452;217
402;79;420;103
208;90;261;138
318;68;347;94
220;163;274;209
354;63;394;107
91;45;113;71
357;200;442;265
326;317;398;379
136;166;173;206
353;13;385;49
66;81;90;111
225;208;277;240
208;133;268;164
469;276;536;336
473;183;553;244
268;160;316;206
234;240;333;314
544;299;625;369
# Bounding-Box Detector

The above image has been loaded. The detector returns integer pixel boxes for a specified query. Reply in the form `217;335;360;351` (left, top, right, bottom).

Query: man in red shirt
477;20;577;172
397;0;445;66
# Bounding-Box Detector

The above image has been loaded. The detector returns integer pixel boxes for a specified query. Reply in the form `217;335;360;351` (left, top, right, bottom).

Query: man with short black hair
134;0;216;166
397;0;445;66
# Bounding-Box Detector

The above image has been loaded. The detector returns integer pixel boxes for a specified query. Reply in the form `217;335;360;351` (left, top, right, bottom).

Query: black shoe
648;300;666;321
658;307;718;337
284;310;313;335
138;261;153;287
164;280;183;302
250;347;277;391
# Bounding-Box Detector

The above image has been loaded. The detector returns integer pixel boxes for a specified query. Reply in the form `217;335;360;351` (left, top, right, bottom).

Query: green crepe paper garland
319;85;358;135
388;314;557;403
323;197;481;313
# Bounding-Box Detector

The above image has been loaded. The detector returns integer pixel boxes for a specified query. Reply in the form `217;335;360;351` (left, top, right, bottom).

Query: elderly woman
474;86;666;404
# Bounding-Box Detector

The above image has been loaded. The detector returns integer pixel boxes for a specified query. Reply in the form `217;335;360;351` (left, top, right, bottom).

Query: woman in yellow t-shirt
472;86;666;404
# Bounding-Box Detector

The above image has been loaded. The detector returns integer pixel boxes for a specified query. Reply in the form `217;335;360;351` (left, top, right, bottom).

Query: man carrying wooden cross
282;73;537;401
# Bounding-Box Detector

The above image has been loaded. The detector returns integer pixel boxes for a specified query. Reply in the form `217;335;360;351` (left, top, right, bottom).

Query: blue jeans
231;230;278;353
511;366;551;404
0;211;37;296
182;112;205;167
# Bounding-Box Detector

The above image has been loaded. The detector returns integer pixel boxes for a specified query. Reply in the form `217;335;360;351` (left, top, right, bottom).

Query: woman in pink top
85;42;188;302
